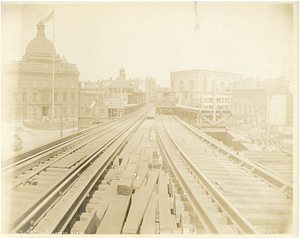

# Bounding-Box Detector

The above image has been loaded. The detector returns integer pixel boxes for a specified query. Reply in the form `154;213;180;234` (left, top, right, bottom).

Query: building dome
25;20;56;56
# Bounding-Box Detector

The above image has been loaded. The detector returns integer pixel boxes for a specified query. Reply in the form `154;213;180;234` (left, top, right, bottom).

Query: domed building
2;20;80;121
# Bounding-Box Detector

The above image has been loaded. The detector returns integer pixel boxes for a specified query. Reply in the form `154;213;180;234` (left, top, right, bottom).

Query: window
71;93;75;101
63;79;67;88
71;79;75;89
63;93;67;101
71;107;75;115
14;107;18;116
42;94;49;102
249;106;252;114
43;79;48;88
54;94;58;102
23;78;26;87
33;108;37;116
14;93;18;102
33;94;37;102
202;80;207;93
54;78;58;88
33;78;37;88
244;106;247;113
23;106;26;116
63;107;67;113
22;93;26;102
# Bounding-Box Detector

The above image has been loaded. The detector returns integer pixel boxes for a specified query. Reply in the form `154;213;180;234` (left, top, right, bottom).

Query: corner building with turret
1;20;80;121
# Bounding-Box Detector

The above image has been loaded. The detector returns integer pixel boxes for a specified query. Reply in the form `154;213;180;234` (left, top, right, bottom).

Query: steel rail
2;117;119;170
160;116;258;234
11;112;147;233
1;116;134;182
174;116;293;198
49;117;145;233
2;104;149;170
156;118;225;234
3;115;135;193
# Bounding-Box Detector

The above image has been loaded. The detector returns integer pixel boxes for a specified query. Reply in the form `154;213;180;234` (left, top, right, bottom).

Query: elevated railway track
1;108;296;235
157;115;293;234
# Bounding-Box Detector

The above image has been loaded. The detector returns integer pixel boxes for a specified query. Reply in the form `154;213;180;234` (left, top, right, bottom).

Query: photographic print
1;1;298;236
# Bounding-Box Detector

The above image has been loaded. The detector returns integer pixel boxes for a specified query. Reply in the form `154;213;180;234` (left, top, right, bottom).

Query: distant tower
119;67;126;78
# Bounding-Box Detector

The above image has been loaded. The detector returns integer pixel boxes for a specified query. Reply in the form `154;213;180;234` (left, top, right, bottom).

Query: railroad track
1;107;149;233
2;107;148;173
156;115;293;235
2;109;295;235
240;151;293;184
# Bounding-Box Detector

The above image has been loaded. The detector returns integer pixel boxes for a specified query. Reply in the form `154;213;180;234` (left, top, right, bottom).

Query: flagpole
52;9;55;122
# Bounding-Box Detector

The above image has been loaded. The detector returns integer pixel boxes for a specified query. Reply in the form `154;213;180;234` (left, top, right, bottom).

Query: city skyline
1;2;295;88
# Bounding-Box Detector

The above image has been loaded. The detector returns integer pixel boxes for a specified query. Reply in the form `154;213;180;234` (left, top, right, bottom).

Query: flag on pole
43;11;54;23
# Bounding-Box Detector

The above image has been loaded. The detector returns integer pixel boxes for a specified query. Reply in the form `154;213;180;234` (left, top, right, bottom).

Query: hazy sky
1;2;295;87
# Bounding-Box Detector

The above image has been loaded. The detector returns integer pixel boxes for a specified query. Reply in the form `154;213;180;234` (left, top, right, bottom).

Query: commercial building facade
170;69;243;106
231;76;293;133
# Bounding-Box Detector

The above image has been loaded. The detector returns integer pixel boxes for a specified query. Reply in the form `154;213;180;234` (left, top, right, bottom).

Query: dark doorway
42;106;49;116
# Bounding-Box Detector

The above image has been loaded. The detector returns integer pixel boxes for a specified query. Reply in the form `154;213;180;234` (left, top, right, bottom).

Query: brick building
231;76;293;132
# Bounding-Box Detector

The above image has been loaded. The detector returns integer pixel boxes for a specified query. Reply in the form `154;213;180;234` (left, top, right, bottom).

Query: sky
1;2;296;87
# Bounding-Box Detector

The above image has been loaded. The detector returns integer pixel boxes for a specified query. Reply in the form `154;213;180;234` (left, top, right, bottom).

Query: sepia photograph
1;1;298;236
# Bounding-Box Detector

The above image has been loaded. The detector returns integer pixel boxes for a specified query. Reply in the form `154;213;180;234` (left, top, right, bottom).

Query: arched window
188;80;194;92
179;81;184;92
